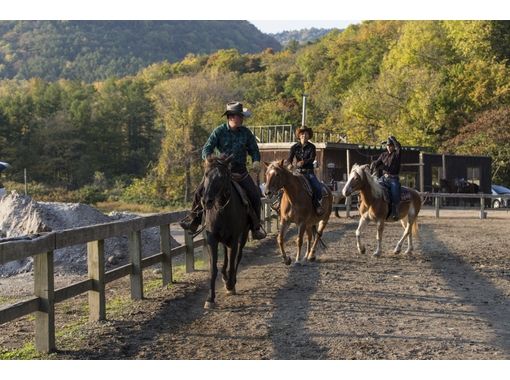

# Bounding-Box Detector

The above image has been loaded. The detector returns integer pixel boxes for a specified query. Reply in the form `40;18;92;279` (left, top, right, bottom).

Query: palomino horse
202;156;250;309
342;164;421;256
263;160;332;265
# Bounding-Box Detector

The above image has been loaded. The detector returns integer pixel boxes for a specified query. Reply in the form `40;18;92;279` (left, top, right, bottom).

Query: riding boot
390;203;399;221
248;208;266;240
314;199;324;215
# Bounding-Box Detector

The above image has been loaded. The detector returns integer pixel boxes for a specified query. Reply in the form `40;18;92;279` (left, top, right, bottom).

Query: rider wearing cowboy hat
286;126;323;215
371;135;402;221
180;101;266;240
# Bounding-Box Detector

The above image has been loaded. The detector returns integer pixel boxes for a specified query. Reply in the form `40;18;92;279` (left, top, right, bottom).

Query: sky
248;20;358;34
3;0;509;20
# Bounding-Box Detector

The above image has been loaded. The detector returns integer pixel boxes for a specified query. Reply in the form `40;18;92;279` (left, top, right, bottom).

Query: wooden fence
0;201;279;353
332;192;510;219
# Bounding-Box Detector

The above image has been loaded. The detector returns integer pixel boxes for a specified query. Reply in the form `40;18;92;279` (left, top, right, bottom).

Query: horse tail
312;225;328;249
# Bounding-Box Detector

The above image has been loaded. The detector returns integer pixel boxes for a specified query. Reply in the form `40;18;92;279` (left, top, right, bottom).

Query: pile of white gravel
0;191;179;277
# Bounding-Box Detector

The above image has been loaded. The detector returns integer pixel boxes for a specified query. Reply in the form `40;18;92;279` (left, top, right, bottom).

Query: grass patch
0;342;40;360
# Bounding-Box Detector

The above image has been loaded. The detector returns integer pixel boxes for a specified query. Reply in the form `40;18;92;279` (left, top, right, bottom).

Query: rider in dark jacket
179;102;266;240
286;126;323;215
371;136;402;221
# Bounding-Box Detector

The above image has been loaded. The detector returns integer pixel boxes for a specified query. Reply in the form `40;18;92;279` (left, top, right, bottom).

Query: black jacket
287;142;316;170
373;139;401;176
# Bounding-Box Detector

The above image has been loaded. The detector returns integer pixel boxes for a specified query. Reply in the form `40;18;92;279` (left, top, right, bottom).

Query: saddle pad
293;172;329;198
380;185;412;203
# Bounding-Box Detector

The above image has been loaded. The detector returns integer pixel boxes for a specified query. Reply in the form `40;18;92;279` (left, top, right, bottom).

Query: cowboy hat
295;126;313;139
222;101;252;118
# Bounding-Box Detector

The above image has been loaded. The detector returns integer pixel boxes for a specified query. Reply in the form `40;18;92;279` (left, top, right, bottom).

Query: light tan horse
263;160;332;265
342;164;421;256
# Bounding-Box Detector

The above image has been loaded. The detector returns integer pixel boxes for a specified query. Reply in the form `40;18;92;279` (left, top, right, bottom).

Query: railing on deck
248;125;346;144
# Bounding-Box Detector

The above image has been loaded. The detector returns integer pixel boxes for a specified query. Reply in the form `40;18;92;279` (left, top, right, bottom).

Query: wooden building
254;137;492;194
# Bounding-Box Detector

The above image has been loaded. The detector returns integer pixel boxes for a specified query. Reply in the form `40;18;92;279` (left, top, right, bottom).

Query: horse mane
268;160;292;174
204;156;230;171
352;164;384;199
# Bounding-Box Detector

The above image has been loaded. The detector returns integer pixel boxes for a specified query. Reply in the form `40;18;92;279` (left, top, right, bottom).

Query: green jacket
202;123;260;173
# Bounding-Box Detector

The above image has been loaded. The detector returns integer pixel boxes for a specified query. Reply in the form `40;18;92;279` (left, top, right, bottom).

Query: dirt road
2;213;510;359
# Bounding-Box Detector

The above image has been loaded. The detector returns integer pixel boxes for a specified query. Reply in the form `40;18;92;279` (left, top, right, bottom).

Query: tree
151;72;237;202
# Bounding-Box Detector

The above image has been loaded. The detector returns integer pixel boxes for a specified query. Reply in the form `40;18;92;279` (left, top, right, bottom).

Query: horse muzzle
265;190;273;198
342;187;351;197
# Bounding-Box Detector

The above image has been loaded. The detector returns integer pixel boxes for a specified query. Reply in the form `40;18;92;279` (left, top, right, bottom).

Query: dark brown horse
202;156;250;309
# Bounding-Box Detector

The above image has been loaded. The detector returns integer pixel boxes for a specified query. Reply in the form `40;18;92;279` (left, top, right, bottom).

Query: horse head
263;159;288;198
342;164;370;197
203;155;233;210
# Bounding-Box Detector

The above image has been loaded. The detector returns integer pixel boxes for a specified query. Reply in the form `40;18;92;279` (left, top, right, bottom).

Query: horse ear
279;159;285;167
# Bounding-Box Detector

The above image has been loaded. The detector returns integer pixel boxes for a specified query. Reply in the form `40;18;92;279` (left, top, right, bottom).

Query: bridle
204;160;232;211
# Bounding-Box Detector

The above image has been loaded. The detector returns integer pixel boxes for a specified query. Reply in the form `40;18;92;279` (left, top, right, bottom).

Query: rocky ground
1;210;510;359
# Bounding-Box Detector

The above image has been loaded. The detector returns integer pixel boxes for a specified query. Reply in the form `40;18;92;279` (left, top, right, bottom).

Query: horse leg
393;220;407;254
404;216;416;255
205;233;219;309
225;242;238;295
295;224;306;264
277;219;292;265
308;218;328;261
395;219;412;255
304;226;313;261
373;220;384;257
235;228;249;273
356;214;369;255
404;222;414;255
221;243;228;283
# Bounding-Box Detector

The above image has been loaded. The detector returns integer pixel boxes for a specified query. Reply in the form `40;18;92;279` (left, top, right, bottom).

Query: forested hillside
270;27;338;46
1;21;510;206
0;21;281;82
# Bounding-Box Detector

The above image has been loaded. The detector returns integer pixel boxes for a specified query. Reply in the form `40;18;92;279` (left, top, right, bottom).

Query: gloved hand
389;136;397;144
296;160;304;168
252;161;261;173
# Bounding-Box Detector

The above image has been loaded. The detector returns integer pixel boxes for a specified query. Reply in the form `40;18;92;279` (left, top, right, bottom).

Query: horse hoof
405;250;413;256
358;247;366;255
284;257;292;266
307;256;316;262
393;250;401;255
226;288;236;296
373;251;381;257
204;301;215;309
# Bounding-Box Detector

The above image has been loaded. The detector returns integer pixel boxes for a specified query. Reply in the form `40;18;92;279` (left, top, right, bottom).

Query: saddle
378;181;413;204
266;172;329;215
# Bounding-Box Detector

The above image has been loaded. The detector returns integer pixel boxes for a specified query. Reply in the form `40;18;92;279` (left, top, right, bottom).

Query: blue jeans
383;176;401;206
306;173;323;206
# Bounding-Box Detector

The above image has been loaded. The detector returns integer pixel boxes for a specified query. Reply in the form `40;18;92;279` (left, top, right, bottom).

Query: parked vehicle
491;185;510;208
0;161;10;197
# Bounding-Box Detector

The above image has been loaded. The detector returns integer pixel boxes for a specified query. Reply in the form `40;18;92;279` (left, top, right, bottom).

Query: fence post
87;240;105;321
129;230;143;300
480;194;486;219
435;196;440;218
184;230;194;273
160;224;172;286
346;195;352;218
34;250;55;353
